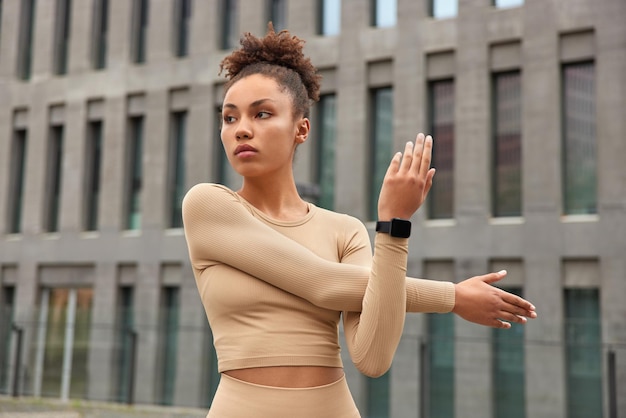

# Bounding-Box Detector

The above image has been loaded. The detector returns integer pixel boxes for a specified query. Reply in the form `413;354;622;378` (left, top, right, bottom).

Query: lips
234;144;258;155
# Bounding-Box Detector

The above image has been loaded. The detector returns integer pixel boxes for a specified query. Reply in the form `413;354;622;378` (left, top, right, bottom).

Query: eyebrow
222;98;275;111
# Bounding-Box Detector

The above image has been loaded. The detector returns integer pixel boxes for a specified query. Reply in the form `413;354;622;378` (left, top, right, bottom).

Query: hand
377;133;436;221
452;270;537;329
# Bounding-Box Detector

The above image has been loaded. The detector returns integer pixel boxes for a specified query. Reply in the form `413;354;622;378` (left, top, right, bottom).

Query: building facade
0;0;625;417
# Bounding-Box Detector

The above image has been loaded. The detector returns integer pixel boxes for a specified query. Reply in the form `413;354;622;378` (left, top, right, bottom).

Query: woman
182;25;536;418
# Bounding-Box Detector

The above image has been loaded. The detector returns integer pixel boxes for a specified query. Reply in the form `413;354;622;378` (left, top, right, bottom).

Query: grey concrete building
0;0;624;417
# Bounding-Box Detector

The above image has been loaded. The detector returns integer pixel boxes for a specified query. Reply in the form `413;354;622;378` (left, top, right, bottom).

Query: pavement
0;397;207;418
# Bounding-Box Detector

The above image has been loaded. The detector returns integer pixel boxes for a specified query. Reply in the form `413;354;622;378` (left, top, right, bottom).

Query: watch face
390;219;411;238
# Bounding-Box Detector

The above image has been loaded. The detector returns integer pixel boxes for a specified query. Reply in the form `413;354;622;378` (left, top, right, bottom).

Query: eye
257;111;271;119
223;115;236;124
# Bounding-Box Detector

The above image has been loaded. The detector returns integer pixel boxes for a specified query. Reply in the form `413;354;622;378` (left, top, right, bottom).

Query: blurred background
0;0;625;417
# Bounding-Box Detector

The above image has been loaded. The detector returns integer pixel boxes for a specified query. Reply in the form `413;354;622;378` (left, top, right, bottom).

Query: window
44;125;64;233
314;94;337;209
220;0;238;50
168;112;186;228
267;0;286;31
159;286;179;405
53;0;71;75
494;0;524;8
92;0;108;69
427;313;455;418
83;121;102;231
428;79;455;219
492;71;522;217
124;116;143;230
317;0;340;36
17;0;36;80
430;0;457;18
367;371;390;418
7;129;27;234
562;62;596;215
214;108;241;189
0;285;15;394
371;0;396;27
492;287;525;418
115;286;134;403
565;288;602;418
130;0;148;63
369;87;394;220
173;0;191;57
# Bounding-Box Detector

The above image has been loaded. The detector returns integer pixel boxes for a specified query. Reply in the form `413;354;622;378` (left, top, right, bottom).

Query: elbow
354;358;393;378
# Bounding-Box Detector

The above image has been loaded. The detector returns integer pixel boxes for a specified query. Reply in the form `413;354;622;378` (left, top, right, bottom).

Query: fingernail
498;269;507;275
530;304;536;310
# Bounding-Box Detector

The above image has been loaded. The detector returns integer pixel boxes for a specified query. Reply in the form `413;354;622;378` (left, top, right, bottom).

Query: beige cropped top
182;183;455;377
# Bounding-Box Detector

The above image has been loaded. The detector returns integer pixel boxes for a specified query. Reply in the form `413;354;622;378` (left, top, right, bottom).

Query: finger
399;141;414;172
500;300;535;319
482;270;507;285
422;168;436;199
497;310;528;324
493;319;511;329
411;133;425;173
417;135;433;178
501;291;536;314
385;152;403;175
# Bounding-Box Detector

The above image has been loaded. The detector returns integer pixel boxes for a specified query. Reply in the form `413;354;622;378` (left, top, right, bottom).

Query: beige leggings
207;373;361;418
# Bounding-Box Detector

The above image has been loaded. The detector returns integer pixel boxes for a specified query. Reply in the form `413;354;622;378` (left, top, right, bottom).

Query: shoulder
313;206;368;236
182;183;241;216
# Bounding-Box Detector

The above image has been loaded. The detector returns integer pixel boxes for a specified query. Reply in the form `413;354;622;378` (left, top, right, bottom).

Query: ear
295;118;310;144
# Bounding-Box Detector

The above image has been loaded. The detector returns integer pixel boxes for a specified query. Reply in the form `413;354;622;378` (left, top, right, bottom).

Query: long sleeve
182;183;455;314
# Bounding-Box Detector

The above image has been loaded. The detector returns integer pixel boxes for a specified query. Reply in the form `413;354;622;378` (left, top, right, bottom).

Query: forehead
223;74;291;106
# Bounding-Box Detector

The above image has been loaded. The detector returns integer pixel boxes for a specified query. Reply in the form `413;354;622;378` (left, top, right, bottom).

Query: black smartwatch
375;218;411;238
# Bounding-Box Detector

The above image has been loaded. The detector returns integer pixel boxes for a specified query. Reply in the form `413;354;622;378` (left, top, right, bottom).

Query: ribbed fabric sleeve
183;183;455;313
182;184;455;375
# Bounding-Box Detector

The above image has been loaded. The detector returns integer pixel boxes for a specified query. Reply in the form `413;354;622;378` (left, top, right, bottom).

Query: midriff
224;366;344;388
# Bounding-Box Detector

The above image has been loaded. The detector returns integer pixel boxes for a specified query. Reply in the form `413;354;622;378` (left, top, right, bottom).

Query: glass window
159;286;179;405
174;0;191;57
214;107;241;189
427;313;455;418
53;0;71;75
562;62;596;215
314;94;337;209
7;129;28;234
168;112;186;228
367;371;390;418
92;0;108;69
220;0;238;50
17;0;36;80
492;71;522;217
428;79;455;219
83;121;102;231
125;116;143;230
492;287;525;418
430;0;457;19
267;0;286;31
0;286;16;394
369;87;394;220
317;0;340;36
494;0;524;8
131;0;149;63
565;288;602;418
371;0;396;27
44;125;64;233
114;286;134;403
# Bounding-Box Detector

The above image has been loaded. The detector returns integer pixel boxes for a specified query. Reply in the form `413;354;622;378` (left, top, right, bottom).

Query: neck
237;176;308;221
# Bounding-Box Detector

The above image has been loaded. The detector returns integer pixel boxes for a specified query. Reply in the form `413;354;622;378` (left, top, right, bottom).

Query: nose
235;118;252;140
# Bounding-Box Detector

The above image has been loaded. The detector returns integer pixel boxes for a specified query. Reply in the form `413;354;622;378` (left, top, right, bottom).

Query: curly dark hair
219;23;322;118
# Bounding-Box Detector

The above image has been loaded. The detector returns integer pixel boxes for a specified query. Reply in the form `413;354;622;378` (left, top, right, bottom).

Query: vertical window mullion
315;94;337;210
84;121;102;231
54;0;71;75
131;0;149;63
160;286;179;405
174;0;190;57
220;0;238;50
92;0;108;69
